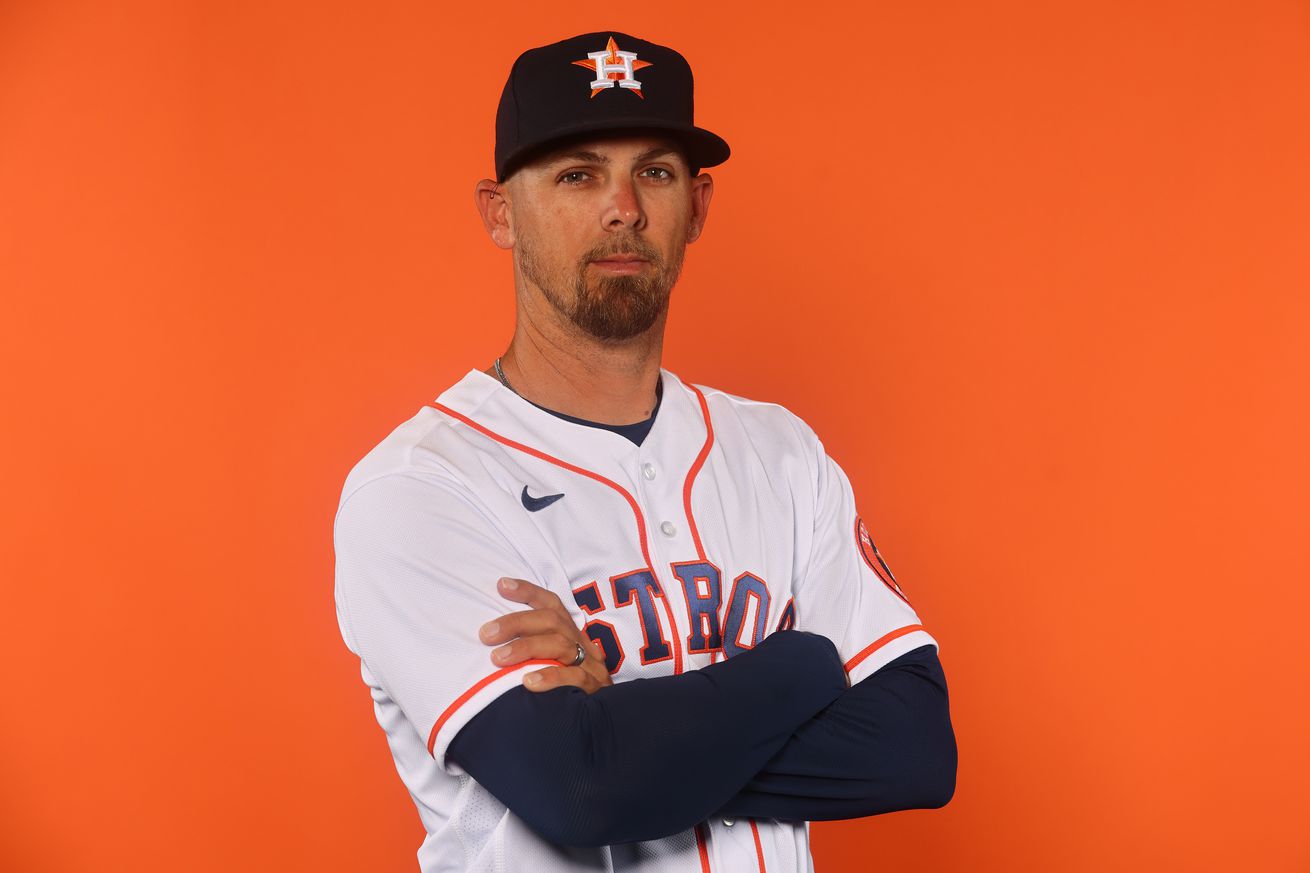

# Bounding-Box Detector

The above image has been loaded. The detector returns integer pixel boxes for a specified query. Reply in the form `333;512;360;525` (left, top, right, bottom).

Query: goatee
520;234;684;342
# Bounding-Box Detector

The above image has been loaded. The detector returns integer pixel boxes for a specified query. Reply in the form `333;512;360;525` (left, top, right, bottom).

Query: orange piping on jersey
748;820;767;872
682;383;715;562
682;384;715;664
842;624;927;675
428;402;685;676
427;660;557;756
695;823;712;873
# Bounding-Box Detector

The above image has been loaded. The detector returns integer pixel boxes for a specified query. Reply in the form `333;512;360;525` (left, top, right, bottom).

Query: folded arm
451;580;954;845
448;629;848;847
716;643;956;821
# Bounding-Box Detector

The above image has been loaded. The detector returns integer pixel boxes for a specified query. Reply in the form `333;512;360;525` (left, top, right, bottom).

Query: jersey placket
635;377;717;676
632;446;694;672
641;389;736;873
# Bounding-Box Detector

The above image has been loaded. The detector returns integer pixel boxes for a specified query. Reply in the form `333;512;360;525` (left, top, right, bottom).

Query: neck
489;294;666;426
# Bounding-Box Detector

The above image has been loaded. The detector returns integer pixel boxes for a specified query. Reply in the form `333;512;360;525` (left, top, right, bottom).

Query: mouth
588;254;650;274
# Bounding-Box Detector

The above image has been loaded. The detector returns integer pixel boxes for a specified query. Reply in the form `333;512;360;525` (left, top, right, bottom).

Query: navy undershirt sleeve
715;644;957;821
446;630;847;847
448;638;955;846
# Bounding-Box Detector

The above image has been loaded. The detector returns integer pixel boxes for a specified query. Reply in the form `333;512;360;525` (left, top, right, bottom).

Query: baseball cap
494;31;731;182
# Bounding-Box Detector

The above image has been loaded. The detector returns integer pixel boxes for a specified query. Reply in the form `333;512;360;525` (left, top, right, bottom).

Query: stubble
517;233;685;342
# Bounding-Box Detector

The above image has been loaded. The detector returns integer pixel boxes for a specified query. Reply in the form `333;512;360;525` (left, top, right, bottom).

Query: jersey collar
434;369;704;476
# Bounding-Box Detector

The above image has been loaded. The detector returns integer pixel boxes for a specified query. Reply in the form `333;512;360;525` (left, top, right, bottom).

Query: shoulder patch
855;517;910;605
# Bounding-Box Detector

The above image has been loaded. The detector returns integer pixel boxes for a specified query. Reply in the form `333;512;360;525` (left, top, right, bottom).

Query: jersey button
642;463;656;480
660;521;677;537
722;819;735;827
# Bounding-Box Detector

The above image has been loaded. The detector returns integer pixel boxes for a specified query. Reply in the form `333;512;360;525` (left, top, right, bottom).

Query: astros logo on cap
573;36;652;98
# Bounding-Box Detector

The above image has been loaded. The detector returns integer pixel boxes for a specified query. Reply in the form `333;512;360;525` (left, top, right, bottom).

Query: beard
517;233;684;342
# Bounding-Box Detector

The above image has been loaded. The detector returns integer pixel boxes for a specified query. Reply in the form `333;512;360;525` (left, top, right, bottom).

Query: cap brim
498;118;730;181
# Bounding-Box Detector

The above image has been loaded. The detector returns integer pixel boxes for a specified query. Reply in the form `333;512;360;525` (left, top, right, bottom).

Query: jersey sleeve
333;470;554;772
792;435;937;686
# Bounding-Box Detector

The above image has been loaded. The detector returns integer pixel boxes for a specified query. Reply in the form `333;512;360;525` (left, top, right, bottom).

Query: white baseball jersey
333;368;935;873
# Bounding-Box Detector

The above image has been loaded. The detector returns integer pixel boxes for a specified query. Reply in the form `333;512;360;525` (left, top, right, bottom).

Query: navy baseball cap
494;31;731;182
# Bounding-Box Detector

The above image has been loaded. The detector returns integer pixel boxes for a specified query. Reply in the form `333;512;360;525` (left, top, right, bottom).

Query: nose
602;177;646;232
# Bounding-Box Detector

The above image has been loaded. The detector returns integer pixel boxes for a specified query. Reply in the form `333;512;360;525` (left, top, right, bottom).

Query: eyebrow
634;146;680;164
548;150;609;166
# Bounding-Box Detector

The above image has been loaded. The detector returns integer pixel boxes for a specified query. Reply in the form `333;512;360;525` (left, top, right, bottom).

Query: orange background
3;2;1308;871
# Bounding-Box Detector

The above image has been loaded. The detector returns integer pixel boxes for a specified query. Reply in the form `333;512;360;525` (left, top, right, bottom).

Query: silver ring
569;642;586;667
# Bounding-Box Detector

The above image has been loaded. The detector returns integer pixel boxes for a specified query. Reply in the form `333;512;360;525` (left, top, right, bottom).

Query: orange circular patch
855;517;910;605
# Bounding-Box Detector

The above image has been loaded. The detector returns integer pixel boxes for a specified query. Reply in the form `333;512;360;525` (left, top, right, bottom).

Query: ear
685;172;714;244
474;178;515;250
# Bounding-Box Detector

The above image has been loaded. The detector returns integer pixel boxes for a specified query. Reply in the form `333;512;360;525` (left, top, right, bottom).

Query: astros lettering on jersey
334;369;935;873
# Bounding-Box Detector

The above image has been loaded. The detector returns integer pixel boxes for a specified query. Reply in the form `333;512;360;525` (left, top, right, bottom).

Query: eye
640;166;673;181
558;170;591;185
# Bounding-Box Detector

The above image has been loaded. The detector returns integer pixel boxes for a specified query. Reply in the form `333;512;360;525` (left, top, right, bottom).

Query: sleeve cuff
427;659;557;771
843;625;937;686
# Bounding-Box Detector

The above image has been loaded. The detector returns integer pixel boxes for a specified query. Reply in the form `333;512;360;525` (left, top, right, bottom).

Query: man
334;31;955;873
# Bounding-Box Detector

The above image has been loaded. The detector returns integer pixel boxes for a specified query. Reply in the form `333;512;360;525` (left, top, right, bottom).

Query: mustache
583;236;661;264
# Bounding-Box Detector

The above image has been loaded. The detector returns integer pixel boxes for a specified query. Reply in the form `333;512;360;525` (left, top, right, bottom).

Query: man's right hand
479;577;613;694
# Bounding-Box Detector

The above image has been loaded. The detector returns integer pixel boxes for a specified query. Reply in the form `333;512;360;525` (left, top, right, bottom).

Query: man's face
500;136;712;342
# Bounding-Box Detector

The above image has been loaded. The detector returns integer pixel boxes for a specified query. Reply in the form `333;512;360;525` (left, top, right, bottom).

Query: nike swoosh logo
521;486;565;512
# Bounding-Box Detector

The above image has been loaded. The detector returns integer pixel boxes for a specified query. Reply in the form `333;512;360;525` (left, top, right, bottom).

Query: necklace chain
493;356;518;395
